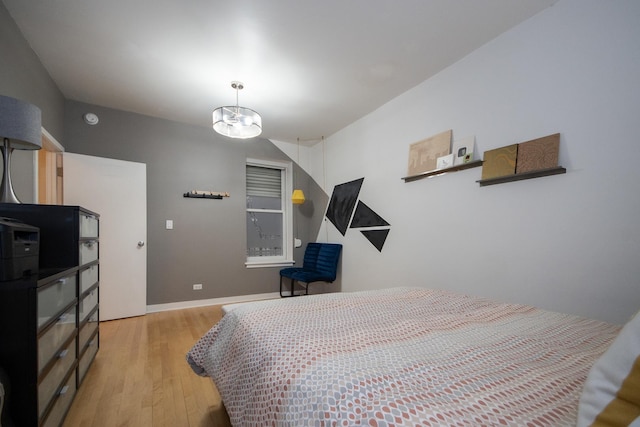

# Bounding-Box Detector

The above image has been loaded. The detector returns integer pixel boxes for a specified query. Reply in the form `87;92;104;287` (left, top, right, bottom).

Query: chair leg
279;275;286;297
280;276;297;297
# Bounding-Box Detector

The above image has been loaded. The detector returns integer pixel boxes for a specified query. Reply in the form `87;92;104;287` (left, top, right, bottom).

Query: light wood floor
63;305;232;427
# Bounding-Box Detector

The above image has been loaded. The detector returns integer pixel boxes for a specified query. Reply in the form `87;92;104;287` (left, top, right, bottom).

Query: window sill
245;260;295;269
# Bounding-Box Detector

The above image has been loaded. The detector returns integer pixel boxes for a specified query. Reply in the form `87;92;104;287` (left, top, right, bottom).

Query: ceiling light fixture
212;81;262;139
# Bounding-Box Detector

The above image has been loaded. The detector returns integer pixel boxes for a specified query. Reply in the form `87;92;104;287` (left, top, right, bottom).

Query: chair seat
279;267;303;277
281;268;334;284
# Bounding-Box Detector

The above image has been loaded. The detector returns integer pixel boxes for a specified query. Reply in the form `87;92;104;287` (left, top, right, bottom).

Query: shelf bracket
476;166;566;187
402;160;483;183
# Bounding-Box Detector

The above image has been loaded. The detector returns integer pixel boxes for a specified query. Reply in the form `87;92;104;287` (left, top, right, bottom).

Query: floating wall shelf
476;166;566;187
183;190;230;199
402;160;483;183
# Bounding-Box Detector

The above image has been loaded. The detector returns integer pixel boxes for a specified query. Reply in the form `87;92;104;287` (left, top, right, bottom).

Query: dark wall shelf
402;160;483;183
476;166;566;187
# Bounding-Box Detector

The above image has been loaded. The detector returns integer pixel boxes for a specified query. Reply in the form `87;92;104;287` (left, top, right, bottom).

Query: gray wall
64;100;326;305
0;2;65;139
0;1;328;305
0;2;66;203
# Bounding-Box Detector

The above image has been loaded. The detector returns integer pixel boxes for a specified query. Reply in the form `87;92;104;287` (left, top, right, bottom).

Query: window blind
246;165;281;198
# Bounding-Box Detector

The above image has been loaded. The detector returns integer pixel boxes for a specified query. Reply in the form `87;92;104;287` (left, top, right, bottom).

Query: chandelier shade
212;105;262;139
213;82;262;139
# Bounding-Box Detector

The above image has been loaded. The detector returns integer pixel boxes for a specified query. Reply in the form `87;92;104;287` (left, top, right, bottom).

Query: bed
186;287;628;426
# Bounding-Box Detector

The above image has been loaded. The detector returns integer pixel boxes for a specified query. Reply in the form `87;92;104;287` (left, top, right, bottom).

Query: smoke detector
83;113;99;125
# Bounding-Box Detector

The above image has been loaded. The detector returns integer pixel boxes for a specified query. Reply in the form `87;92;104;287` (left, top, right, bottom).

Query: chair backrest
302;242;343;281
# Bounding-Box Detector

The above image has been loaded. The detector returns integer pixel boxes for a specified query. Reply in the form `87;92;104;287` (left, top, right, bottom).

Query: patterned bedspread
187;287;620;426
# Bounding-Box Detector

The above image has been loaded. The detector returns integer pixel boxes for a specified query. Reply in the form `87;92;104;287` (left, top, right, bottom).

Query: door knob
137;241;145;247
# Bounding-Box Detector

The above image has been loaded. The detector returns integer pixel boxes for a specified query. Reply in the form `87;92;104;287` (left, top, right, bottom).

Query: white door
63;153;147;320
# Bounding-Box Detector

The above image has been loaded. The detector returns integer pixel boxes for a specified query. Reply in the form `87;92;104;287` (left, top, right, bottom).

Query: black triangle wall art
325;177;391;252
325;178;364;236
350;201;390;228
360;229;390;252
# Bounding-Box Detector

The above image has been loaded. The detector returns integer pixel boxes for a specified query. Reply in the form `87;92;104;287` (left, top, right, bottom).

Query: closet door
63;152;147;320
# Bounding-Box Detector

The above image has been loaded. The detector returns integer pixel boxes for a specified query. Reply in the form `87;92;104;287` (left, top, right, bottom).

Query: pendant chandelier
212;81;262;139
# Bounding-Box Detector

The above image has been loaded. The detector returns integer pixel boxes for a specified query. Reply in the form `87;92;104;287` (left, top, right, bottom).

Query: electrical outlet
193;283;202;290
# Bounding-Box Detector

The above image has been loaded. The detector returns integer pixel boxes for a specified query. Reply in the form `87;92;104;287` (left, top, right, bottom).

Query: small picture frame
436;153;454;170
452;136;475;166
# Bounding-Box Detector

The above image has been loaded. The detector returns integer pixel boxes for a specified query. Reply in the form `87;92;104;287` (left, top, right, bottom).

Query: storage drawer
38;305;76;375
38;338;76;418
41;370;77;427
79;310;99;351
78;332;99;385
79;264;99;294
37;274;76;329
79;240;98;266
80;213;99;238
79;288;98;324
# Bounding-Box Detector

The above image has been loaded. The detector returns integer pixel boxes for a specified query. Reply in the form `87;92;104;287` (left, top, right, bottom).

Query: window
245;158;293;267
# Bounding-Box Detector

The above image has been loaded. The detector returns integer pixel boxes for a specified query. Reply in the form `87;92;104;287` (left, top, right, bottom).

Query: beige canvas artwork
407;130;452;176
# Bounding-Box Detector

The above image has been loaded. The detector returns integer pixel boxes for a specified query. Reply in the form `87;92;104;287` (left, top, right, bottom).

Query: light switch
166;220;173;230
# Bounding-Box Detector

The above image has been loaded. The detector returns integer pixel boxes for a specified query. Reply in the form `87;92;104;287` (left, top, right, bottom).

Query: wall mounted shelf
476;166;566;187
402;160;483;183
183;190;230;199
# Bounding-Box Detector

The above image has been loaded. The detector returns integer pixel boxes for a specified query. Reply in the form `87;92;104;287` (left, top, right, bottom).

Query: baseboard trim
146;292;281;313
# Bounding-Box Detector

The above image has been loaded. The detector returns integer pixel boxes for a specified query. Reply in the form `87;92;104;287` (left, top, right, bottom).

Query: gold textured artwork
407;130;452;176
516;133;560;174
481;144;518;180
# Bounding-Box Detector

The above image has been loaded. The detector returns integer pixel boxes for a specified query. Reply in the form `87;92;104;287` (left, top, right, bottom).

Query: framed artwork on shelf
452;136;475;166
481;144;518;180
516;133;560;174
436;153;454;169
407;129;452;176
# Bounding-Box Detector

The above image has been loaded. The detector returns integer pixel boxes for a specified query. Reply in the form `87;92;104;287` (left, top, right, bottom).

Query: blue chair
279;243;343;297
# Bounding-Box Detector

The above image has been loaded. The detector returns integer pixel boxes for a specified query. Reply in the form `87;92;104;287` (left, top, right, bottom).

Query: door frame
36;127;65;205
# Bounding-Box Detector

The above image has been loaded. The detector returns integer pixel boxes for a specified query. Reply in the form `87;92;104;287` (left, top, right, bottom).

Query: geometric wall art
325;178;364;236
326;178;391;251
359;229;390;252
350;201;390;228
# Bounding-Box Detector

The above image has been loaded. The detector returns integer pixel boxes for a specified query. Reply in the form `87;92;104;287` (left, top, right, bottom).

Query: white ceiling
4;0;557;144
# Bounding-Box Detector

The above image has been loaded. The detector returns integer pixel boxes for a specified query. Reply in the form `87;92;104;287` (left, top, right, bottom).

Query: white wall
312;0;640;324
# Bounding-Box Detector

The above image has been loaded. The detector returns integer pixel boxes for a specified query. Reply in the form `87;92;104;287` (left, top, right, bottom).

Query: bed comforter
187;287;620;426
